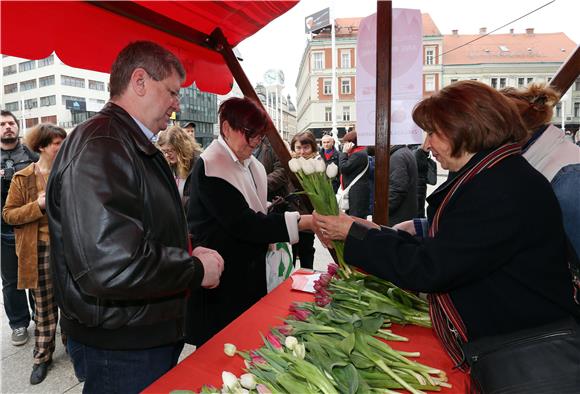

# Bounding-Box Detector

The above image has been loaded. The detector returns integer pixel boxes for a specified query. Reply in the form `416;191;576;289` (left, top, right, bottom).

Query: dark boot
30;360;51;385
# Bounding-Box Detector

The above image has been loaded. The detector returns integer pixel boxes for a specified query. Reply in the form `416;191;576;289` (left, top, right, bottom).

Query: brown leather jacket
2;163;44;289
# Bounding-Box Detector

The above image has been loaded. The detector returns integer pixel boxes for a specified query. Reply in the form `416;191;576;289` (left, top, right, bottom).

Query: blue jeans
552;164;580;257
67;337;184;394
1;234;32;329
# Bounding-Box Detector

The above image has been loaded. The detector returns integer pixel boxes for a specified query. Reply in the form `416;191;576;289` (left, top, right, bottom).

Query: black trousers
1;234;33;329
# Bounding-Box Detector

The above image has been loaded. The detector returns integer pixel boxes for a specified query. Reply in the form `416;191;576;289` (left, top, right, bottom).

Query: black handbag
463;318;580;394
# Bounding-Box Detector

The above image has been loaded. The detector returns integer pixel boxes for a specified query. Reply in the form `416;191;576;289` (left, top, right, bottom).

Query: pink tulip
265;332;283;350
327;263;339;276
291;308;311;321
277;324;294;336
250;351;267;365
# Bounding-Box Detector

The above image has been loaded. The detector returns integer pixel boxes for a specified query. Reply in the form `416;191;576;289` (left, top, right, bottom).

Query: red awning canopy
0;1;298;94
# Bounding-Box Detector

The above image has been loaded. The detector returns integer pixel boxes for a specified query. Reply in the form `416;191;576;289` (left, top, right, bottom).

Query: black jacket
46;103;204;350
345;152;580;340
320;147;340;193
186;159;289;346
388;145;418;226
339;149;369;219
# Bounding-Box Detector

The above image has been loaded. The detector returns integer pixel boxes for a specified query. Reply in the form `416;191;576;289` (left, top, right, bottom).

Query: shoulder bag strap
342;159;369;194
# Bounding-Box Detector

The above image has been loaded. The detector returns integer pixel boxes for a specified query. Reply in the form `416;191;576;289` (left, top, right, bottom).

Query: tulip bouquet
287;157;351;277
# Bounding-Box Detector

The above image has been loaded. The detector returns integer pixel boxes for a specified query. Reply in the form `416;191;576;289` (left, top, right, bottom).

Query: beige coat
2;163;44;289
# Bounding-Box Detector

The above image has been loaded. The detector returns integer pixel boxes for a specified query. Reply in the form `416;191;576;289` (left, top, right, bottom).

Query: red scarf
323;149;335;161
348;146;366;156
427;143;521;372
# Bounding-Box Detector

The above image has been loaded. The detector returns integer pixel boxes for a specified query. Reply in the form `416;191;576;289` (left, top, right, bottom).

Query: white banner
356;9;423;146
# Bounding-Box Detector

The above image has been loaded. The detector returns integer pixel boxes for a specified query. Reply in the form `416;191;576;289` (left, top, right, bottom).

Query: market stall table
144;273;470;393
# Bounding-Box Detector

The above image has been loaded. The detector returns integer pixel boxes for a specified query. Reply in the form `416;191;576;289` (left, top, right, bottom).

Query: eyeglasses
242;127;265;144
144;71;182;101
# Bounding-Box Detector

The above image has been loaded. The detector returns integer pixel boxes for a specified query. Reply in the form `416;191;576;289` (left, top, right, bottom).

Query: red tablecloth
144;273;470;393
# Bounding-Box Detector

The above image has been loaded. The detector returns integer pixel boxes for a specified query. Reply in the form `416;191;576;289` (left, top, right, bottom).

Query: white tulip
284;335;298;350
288;158;301;173
326;163;339;178
222;371;239;390
300;157;315;175
223;343;237;357
314;159;326;173
240;373;257;390
292;343;306;359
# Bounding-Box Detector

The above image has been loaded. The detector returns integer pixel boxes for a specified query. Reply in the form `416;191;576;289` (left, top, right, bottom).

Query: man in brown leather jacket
46;41;224;393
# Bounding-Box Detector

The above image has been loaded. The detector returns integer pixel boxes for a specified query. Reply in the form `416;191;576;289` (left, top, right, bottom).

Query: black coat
339;149;369;219
46;103;204;350
388;146;418;226
186;159;290;346
320;147;340;193
345;151;580;341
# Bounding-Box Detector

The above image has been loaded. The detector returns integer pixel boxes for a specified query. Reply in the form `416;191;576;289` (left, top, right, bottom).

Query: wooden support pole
549;45;580;96
373;1;392;226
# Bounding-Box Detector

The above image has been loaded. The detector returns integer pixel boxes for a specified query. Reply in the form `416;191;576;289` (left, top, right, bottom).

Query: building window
38;55;54;68
41;115;57;124
425;47;435;65
62;95;86;105
450;78;458;84
491;78;498;89
61;75;85;88
341;50;351;68
26;118;39;128
312;52;324;70
499;78;506;89
40;95;56;107
5;102;19;111
24;98;38;110
20;79;37;91
574;102;580;118
518;77;525;88
575;78;580;91
342;106;351;121
556;104;561;118
89;80;105;91
341;78;351;94
527;77;534;84
425;75;435;92
3;64;17;76
18;60;36;72
39;75;55;87
325;107;332;122
323;79;332;95
4;83;18;94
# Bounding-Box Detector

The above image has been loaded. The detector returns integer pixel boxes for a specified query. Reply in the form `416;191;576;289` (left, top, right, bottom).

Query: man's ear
131;68;148;97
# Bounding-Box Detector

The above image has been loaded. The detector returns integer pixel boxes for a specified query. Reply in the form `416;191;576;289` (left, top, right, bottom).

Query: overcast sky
237;0;580;102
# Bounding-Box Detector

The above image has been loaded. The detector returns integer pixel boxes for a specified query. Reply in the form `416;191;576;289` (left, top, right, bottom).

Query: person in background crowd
1;110;37;347
413;140;431;218
315;81;580;393
366;146;376;216
339;131;369;219
289;131;319;269
387;144;418;226
501;83;580;257
186;97;320;346
46;41;224;393
182;121;196;139
157;125;199;207
3;124;66;385
253;137;290;203
320;134;340;193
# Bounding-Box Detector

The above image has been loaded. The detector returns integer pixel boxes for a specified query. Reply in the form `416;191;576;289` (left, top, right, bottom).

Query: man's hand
192;246;224;289
37;191;46;210
393;220;416;235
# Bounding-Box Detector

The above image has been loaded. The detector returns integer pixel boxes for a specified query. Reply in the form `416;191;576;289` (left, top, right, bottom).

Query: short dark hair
342;131;358;146
109;41;186;99
290;131;317;153
25;123;67;153
412;81;526;157
218;97;268;141
1;110;19;129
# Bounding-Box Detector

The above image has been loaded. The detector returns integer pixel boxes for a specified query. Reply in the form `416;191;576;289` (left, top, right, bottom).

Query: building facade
255;81;297;142
295;16;579;138
177;84;218;148
2;54;109;131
